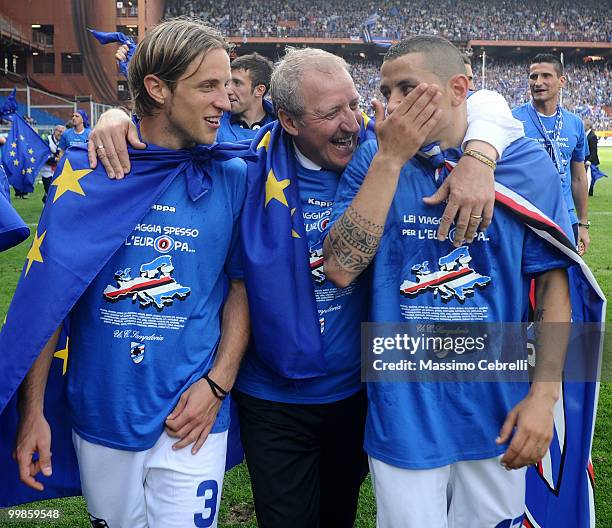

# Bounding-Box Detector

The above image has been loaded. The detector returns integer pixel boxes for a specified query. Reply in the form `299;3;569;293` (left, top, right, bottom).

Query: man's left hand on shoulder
423;149;495;247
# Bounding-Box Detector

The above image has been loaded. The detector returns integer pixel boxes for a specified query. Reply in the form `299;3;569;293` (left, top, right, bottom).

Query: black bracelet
203;373;228;401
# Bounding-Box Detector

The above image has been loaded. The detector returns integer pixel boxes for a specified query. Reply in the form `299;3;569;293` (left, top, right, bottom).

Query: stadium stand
165;0;612;42
0;93;65;127
347;58;610;129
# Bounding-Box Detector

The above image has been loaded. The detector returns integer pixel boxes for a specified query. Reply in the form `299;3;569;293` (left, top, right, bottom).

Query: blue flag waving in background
0;162;29;251
0;140;256;507
0;87;18;117
2;112;51;195
89;29;136;78
240;113;375;379
0;88;31;250
589;164;607;194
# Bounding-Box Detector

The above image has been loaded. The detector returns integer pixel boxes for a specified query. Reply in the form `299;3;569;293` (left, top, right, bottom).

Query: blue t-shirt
59;128;91;151
217;110;276;142
513;103;587;225
234;162;367;403
67;158;246;451
331;140;572;469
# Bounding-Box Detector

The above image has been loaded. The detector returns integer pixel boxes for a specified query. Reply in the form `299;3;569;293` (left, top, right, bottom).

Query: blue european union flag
0;163;29;251
2;113;51;194
240;115;375;379
0;327;81;507
0;140;254;507
0;87;18;117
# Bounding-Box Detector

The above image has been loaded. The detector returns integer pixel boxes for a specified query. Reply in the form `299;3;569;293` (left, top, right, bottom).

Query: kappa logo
400;246;491;302
103;255;191;310
130;341;145;364
307;197;333;208
310;245;326;285
151;204;176;213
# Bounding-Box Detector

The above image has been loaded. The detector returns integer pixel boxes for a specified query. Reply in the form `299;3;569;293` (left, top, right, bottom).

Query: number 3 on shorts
194;480;219;528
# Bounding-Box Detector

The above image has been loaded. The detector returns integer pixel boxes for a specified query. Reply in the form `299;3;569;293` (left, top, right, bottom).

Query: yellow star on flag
13;159;19;166
26;167;33;174
19;134;25;140
11;142;16;148
291;208;301;238
25;229;46;277
28;148;34;154
53;336;70;375
361;111;371;129
52;158;92;203
257;131;271;150
9;150;15;157
30;156;36;163
265;169;290;208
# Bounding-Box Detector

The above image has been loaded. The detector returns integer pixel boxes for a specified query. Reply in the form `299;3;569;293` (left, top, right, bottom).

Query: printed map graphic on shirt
309;244;326;285
102;255;191;309
400;246;491;302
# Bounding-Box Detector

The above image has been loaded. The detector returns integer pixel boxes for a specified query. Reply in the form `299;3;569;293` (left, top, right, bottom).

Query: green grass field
1;149;610;527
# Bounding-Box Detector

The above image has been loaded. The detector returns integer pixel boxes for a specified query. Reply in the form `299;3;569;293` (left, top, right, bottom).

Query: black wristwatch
578;221;591;229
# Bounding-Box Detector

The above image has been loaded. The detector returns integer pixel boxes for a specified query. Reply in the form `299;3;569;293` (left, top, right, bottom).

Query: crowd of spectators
347;57;611;129
166;0;612;42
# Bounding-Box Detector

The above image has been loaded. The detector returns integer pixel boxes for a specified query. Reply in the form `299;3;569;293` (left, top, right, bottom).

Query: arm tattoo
328;205;385;275
534;308;546;322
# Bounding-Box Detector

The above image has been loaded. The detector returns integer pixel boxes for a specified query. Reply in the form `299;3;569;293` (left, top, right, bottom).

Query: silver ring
471;215;482;220
97;144;105;150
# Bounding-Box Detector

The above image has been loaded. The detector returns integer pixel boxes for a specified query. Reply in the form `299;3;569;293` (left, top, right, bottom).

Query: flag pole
560;52;565;107
481;50;486;90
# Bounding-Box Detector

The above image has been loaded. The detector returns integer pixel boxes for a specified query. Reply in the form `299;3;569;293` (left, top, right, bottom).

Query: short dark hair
384;35;465;82
231;52;274;96
531;53;564;76
461;53;471;66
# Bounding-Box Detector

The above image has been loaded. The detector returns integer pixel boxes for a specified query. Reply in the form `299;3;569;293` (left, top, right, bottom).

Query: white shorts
73;429;228;528
370;455;526;528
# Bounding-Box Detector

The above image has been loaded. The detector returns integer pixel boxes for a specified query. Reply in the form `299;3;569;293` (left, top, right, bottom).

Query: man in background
40;124;64;202
58;110;90;158
583;118;603;196
512;53;590;254
463;53;476;91
218;52;276;141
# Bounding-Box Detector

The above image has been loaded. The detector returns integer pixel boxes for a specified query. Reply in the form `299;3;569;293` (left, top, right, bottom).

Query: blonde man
14;19;249;527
